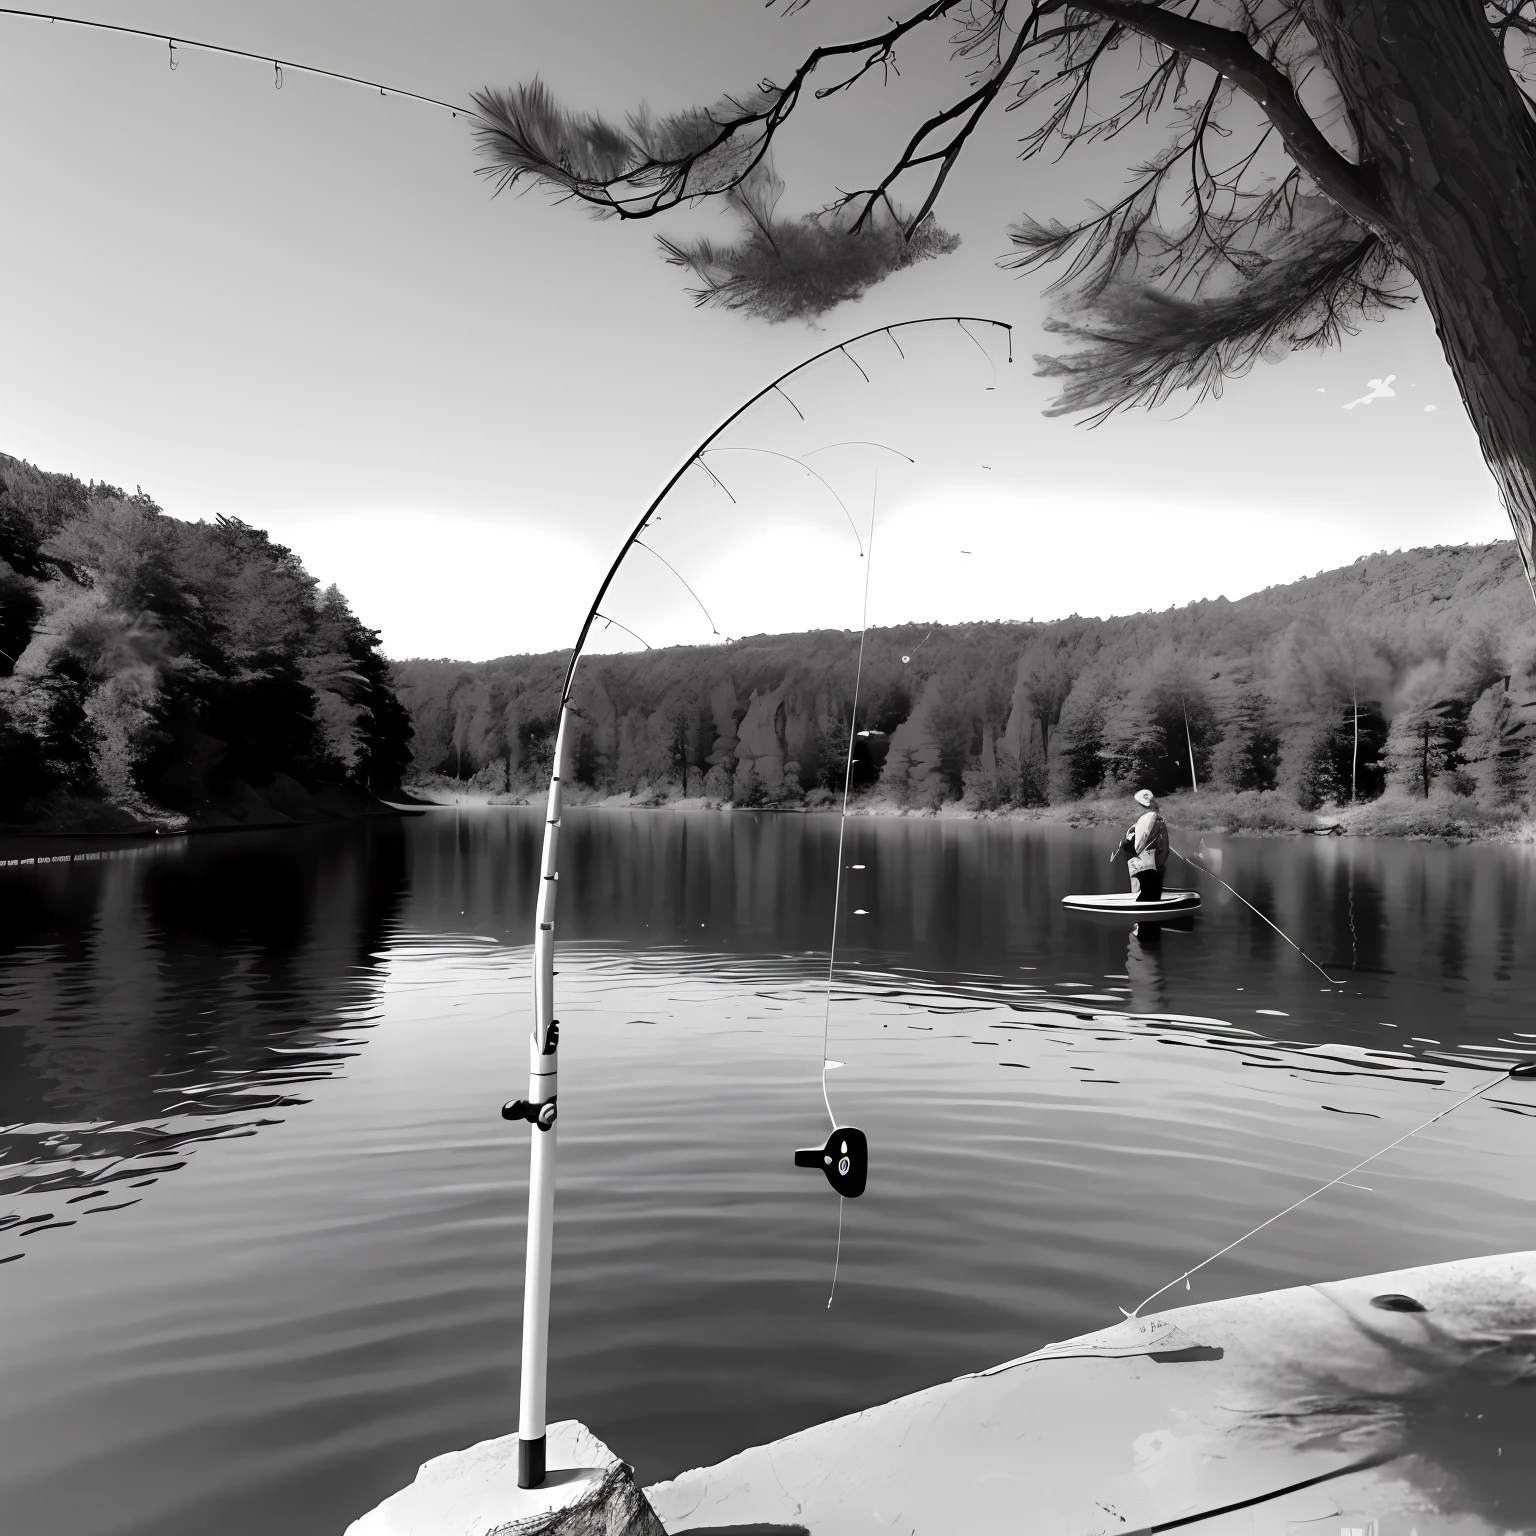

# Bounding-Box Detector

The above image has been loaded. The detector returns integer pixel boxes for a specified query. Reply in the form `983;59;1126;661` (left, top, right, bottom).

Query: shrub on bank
1335;788;1525;841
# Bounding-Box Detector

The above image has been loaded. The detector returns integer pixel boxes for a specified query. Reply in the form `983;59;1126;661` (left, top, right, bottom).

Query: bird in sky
1343;375;1397;409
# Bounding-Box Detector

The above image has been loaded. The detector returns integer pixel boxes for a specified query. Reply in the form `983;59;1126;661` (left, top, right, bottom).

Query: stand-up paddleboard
647;1250;1536;1536
1063;889;1201;915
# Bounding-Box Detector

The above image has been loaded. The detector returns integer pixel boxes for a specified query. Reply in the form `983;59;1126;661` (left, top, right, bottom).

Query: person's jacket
1128;810;1169;876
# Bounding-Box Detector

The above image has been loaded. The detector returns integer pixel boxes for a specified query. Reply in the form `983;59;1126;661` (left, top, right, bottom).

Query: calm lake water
2;810;1535;1535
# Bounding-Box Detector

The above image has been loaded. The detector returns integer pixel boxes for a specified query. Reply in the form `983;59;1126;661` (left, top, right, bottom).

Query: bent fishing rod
500;315;1011;1488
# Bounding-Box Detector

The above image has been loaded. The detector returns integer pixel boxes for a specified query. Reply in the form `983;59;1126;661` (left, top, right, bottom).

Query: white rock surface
348;1420;628;1536
647;1250;1536;1536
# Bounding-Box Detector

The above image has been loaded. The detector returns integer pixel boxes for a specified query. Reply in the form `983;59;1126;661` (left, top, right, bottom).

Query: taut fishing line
818;464;878;1308
1171;846;1342;985
1135;843;1534;1316
1128;1060;1532;1317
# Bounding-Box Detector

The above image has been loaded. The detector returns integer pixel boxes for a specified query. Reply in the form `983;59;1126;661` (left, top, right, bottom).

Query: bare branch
838;14;1042;235
1064;1;1387;228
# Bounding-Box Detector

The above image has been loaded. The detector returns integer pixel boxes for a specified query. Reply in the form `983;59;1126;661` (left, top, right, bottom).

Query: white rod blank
517;707;568;1486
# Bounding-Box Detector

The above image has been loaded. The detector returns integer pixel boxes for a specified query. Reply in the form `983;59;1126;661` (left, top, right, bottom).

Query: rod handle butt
517;1434;546;1488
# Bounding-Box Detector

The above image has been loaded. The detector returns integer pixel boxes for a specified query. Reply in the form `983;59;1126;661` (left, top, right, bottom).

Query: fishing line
695;459;737;504
955;318;999;388
1170;847;1342;985
594;614;651;649
632;540;720;636
772;384;805;421
1127;1062;1523;1318
821;465;878;1128
801;441;914;465
700;447;864;553
820;465;878;1310
0;7;477;118
827;1188;847;1310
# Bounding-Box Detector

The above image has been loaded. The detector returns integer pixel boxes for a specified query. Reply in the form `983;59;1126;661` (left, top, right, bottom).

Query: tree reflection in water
0;821;408;1252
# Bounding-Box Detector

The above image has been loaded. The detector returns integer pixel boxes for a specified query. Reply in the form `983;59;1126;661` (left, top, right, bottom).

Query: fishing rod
1169;846;1343;986
503;315;1011;1488
0;8;478;118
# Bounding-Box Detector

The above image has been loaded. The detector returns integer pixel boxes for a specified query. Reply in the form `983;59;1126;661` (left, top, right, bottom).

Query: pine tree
1461;684;1531;806
1384;695;1459;799
1210;687;1280;792
1051;670;1111;800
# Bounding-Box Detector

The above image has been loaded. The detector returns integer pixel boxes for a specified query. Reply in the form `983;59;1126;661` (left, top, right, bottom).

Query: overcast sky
0;1;1508;661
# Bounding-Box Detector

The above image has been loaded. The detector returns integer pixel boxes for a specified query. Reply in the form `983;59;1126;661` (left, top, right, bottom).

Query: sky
0;1;1510;661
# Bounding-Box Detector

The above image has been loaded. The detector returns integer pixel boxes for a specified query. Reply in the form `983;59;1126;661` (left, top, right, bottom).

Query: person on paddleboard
1110;788;1170;901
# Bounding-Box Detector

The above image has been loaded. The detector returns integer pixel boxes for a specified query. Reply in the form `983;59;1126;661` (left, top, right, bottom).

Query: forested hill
396;541;1536;817
0;454;412;832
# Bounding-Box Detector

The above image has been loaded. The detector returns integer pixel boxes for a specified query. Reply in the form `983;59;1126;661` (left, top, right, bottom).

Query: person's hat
1134;788;1156;807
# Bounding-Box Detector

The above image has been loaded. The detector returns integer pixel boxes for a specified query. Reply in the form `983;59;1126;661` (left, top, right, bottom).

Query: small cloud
1343;375;1397;409
1424;404;1438;413
1316;387;1326;393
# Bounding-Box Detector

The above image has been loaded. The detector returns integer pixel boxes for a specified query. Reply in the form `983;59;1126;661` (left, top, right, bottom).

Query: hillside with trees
396;541;1536;833
0;453;412;833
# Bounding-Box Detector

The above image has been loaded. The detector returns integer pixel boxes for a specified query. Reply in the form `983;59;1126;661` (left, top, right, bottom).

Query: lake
2;810;1534;1536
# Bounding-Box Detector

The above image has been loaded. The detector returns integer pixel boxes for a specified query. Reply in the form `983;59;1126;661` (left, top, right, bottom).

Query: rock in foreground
348;1420;666;1536
648;1250;1536;1536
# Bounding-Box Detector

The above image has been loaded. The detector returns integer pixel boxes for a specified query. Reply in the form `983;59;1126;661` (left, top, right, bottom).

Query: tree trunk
1312;1;1536;585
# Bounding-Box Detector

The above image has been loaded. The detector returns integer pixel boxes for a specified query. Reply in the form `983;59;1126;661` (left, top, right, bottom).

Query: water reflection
465;810;1536;1064
0;822;408;1251
2;809;1535;1536
1125;922;1167;1013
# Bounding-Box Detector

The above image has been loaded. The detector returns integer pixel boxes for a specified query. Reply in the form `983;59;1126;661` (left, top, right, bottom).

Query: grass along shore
401;777;1536;844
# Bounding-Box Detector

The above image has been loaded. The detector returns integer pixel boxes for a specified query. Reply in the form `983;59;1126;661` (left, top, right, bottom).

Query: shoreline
398;782;1536;845
0;778;421;859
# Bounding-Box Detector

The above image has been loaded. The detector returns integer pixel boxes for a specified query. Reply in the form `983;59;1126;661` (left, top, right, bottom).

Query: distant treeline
0;454;411;826
395;543;1536;817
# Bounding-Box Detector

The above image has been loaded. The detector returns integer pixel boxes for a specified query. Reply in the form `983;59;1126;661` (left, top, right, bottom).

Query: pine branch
1033;210;1411;421
658;167;960;323
470;4;963;219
